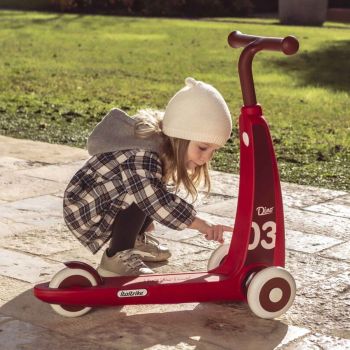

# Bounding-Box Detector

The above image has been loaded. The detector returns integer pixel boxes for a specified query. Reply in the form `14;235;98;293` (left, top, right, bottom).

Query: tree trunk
279;0;328;26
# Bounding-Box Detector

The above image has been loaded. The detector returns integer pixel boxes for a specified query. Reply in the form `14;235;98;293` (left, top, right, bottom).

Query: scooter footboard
34;272;246;307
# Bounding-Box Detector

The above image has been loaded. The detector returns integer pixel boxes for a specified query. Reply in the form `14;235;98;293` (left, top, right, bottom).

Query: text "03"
248;221;276;250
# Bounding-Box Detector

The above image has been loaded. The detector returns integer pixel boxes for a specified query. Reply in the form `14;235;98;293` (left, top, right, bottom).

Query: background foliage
0;11;349;190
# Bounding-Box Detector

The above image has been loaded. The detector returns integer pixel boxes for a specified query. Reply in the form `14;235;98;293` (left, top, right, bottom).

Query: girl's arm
189;216;233;244
122;151;197;230
122;151;233;243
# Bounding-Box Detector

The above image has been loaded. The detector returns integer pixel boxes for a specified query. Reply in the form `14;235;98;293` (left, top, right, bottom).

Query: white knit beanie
162;77;232;146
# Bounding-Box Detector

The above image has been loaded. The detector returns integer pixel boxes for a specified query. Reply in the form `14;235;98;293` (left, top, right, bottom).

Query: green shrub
49;0;254;16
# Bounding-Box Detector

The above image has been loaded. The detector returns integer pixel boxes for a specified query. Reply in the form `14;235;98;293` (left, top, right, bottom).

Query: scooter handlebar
228;30;299;55
228;31;299;106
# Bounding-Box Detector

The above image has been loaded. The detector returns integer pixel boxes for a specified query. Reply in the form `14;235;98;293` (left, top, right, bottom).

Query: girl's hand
203;223;233;244
189;216;233;244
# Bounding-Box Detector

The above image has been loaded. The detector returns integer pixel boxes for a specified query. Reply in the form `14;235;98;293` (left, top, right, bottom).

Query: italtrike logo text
117;289;148;298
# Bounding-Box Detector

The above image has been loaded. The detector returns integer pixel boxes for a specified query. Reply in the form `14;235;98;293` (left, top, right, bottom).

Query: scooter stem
228;31;299;106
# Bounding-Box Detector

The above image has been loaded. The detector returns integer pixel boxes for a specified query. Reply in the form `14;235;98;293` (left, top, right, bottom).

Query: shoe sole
97;266;122;278
139;252;172;262
97;266;155;277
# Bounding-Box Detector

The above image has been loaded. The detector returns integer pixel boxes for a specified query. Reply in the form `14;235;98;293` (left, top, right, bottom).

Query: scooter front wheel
49;267;98;317
207;244;230;270
247;266;296;319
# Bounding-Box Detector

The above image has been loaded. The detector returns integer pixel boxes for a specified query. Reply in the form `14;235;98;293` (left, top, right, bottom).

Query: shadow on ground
0;288;290;349
0;12;83;30
271;40;350;92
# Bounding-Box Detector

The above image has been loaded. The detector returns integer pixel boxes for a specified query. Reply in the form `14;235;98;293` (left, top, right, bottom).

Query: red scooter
34;31;299;319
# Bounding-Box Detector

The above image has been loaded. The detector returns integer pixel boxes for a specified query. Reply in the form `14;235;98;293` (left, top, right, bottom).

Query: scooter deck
34;270;246;307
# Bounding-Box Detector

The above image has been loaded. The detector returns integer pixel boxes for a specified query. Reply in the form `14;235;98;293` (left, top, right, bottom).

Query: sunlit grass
0;10;349;190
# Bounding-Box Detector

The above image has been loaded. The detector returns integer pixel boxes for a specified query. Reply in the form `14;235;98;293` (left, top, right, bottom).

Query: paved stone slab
148;241;211;273
182;234;228;251
0;275;31;302
206;170;239;197
284;206;350;241
0;248;62;283
0;227;78;256
169;184;232;210
16;160;86;184
0;220;34;238
281;182;347;208
0;197;64;232
122;304;309;349
52;191;64;198
282;269;350;339
2;195;63;215
2;290;309;350
78;304;287;350
48;245;103;266
281;333;350;349
0;288;112;337
0;207;63;231
0;299;11;307
145;222;198;241
2;299;217;349
202;171;347;208
285;229;342;254
0;314;13;322
285;250;350;289
98;303;307;350
304;196;350;219
321;241;350;261
78;309;213;350
0;135;88;164
196;192;231;210
336;194;350;205
0;156;47;171
0;316;114;350
0;173;65;201
198;198;238;220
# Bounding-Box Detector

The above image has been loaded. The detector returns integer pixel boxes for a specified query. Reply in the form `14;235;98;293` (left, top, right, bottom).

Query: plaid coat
63;149;197;253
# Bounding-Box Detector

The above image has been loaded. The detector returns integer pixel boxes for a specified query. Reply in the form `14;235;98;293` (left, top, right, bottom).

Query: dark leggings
107;203;153;257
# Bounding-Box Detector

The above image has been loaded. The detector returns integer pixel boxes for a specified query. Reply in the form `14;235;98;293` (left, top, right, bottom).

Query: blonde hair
134;109;211;200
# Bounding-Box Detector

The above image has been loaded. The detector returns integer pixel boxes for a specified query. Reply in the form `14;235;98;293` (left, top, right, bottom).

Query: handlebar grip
228;30;299;55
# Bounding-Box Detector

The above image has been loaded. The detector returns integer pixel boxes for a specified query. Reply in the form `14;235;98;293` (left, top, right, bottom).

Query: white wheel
247;266;296;319
207;244;230;270
49;268;97;317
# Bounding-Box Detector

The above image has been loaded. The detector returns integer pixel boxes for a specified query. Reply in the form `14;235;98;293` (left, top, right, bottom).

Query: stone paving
0;134;349;349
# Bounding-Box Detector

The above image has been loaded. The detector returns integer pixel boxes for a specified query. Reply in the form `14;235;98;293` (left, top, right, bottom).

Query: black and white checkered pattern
63;149;196;253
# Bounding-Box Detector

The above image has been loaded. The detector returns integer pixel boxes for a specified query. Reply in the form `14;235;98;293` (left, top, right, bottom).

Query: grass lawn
0;11;349;190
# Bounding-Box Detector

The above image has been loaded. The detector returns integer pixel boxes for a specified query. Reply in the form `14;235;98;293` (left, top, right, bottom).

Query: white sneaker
134;233;171;262
97;249;154;277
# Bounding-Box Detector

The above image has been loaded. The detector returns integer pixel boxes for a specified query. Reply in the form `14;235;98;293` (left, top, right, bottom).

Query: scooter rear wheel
207;244;230;270
49;267;98;317
247;266;296;319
